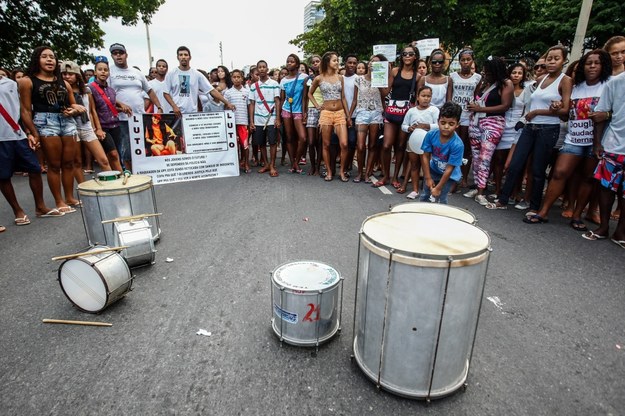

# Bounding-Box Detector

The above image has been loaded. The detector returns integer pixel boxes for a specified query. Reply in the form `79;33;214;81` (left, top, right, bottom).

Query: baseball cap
59;60;82;75
109;43;127;54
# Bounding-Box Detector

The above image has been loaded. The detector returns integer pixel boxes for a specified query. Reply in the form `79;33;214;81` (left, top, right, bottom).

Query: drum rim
360;212;491;262
77;174;153;194
271;259;342;292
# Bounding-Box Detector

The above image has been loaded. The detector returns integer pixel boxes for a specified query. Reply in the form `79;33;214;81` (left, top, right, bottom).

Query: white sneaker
475;195;488;206
406;191;419;200
463;189;478;198
514;200;530;210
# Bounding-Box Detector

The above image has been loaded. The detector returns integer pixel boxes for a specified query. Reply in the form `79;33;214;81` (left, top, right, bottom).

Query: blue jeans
499;123;560;209
117;120;131;164
420;171;455;204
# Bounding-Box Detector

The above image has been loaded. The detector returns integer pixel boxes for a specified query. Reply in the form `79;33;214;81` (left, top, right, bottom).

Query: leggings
469;116;505;189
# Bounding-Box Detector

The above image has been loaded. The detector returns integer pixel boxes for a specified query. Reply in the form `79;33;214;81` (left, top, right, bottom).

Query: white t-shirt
0;77;26;141
147;78;173;114
223;85;249;125
450;72;481;125
109;65;152;121
401;106;440;133
564;81;606;147
343;73;356;116
595;73;625;154
164;67;214;113
249;78;280;125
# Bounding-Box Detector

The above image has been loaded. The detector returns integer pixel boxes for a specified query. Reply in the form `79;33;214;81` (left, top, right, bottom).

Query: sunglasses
111;50;125;56
401;52;416;57
534;64;546;70
94;56;108;64
431;60;444;65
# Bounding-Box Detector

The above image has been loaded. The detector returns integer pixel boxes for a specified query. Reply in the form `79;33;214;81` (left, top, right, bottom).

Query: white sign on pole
415;38;440;57
373;44;397;61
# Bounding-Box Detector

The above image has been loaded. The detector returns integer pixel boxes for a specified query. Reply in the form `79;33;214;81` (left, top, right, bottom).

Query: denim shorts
560;143;593;158
33;112;77;137
355;109;383;125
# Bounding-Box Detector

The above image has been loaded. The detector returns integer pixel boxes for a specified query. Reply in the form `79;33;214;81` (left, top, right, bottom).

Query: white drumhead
272;261;340;292
391;202;476;224
77;174;153;194
362;212;489;257
59;258;107;312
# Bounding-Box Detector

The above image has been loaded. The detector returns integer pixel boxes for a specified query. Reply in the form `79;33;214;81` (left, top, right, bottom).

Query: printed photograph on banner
143;113;186;157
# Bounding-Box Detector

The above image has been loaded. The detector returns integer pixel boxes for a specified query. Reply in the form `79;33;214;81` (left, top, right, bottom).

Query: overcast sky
89;0;313;73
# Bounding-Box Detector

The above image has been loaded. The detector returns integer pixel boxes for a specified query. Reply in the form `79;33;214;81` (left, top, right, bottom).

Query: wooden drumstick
101;213;162;224
51;246;128;261
43;319;112;327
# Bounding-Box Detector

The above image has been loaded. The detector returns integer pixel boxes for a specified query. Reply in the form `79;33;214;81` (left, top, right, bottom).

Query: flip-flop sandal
340;176;349;182
523;214;548;224
569;219;588;231
324;176;333;182
0;225;5;233
364;179;372;184
372;181;386;188
58;206;76;214
610;238;625;249
485;202;507;210
396;187;406;194
270;171;279;177
353;177;361;183
391;181;401;189
258;167;270;174
582;231;607;241
14;215;31;226
36;209;64;218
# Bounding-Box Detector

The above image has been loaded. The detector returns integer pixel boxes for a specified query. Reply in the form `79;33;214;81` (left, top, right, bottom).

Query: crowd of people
1;36;625;247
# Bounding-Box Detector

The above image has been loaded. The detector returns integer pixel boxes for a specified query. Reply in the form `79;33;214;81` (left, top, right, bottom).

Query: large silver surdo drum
352;212;491;400
391;202;477;225
271;261;343;347
77;174;161;245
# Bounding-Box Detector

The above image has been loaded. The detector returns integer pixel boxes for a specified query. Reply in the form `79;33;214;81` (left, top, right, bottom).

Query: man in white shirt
163;46;234;117
109;42;163;171
145;59;173;114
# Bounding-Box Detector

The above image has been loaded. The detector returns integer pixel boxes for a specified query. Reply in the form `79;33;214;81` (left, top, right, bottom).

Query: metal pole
145;22;154;71
570;0;594;63
219;41;223;66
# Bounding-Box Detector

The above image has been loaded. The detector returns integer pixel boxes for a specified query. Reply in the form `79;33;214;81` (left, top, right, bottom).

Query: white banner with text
129;111;239;185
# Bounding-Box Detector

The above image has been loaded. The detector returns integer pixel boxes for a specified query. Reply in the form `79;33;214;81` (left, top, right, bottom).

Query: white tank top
529;73;565;124
425;76;448;109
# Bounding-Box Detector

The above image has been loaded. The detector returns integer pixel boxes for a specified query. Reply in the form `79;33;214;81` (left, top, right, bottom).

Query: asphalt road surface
1;166;624;416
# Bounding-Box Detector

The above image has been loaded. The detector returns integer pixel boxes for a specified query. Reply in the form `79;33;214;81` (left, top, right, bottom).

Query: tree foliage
291;0;623;64
0;0;165;69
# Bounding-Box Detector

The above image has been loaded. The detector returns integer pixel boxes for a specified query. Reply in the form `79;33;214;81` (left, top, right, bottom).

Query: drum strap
0;102;21;134
90;82;119;117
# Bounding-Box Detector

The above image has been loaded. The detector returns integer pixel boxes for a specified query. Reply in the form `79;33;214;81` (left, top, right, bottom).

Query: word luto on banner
129;110;239;185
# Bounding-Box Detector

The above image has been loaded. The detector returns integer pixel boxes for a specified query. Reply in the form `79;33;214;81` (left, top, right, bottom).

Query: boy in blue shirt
420;102;464;204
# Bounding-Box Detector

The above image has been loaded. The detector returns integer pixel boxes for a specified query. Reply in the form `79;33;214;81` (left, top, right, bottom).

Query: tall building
304;1;325;33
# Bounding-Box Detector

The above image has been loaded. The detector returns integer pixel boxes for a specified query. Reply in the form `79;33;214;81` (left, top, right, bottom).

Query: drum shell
77;175;161;245
270;261;342;347
391;202;477;225
112;220;156;268
58;247;133;313
352;212;490;399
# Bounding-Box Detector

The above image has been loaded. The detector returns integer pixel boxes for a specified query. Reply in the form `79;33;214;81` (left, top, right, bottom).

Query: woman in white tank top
486;45;572;212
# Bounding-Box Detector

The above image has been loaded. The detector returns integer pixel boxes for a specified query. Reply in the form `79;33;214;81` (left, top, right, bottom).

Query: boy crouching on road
420;102;464;204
